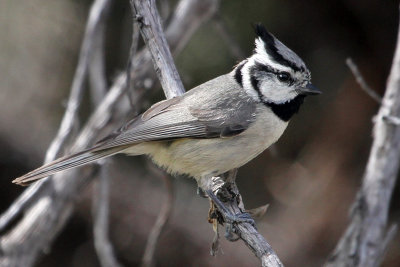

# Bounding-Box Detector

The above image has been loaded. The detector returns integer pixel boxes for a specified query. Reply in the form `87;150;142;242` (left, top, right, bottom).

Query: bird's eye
277;72;291;83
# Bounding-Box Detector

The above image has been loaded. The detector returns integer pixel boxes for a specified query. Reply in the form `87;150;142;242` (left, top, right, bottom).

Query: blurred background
0;0;399;266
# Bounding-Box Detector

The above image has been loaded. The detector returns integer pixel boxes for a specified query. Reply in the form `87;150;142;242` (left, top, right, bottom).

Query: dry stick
85;2;122;266
126;10;140;110
131;0;185;99
89;19;108;107
131;1;283;266
45;0;112;163
325;7;400;267
206;174;283;267
0;0;112;236
0;1;217;266
345;58;382;104
93;160;122;267
141;174;174;267
213;15;246;60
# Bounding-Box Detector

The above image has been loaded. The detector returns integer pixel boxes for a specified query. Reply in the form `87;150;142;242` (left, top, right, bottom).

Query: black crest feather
253;23;302;72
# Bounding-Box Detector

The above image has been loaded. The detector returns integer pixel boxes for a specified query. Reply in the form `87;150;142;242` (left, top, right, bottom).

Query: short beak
298;83;321;96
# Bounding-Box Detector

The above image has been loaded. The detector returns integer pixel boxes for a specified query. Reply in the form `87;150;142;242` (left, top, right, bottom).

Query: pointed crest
253;23;306;72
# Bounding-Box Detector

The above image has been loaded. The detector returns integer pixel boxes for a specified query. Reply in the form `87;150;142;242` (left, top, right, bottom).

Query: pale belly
124;107;288;180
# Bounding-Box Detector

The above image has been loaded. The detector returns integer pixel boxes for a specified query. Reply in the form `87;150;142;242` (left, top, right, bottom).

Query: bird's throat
264;95;305;122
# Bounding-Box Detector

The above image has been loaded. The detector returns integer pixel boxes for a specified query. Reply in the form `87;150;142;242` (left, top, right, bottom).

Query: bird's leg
199;173;256;241
206;187;256;242
197;186;208;198
206;189;256;225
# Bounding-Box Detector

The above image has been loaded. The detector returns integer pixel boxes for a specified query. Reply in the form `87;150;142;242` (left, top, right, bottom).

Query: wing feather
93;74;257;151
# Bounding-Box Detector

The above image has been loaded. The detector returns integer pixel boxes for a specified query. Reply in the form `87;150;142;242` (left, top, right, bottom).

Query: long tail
12;146;127;186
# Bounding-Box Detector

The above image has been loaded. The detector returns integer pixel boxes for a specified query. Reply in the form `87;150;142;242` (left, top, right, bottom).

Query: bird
12;24;320;187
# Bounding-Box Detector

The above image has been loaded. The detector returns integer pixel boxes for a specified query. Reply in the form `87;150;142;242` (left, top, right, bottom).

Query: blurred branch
346;58;382;104
141;174;174;267
0;0;112;243
93;160;122;267
0;0;218;266
89;5;109;107
325;9;400;267
45;0;112;163
204;172;284;267
213;15;245;60
126;16;140;110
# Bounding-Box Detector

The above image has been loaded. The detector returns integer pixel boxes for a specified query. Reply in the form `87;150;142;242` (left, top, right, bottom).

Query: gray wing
13;75;257;186
93;74;257;151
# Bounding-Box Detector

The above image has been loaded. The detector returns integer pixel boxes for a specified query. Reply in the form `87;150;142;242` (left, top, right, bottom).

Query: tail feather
12;146;126;186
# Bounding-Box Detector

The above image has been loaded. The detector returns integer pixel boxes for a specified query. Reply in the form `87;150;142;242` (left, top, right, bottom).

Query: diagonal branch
93;160;122;267
325;6;400;267
0;0;112;238
141;173;174;267
346;58;382;104
204;173;283;267
130;0;185;99
45;0;112;163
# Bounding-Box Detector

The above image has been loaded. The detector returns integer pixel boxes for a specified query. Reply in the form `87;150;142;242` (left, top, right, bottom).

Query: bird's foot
206;189;256;241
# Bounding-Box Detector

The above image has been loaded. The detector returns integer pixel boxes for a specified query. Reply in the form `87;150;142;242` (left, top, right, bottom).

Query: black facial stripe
234;61;246;87
249;66;265;103
254;61;295;85
254;24;302;72
254;61;277;74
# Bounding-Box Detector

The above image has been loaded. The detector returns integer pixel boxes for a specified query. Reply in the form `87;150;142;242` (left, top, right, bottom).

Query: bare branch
346;58;382;104
45;0;112;163
93;160;122;267
326;8;400;267
383;114;400;125
131;0;186;99
126;18;141;110
141;174;174;267
0;0;112;239
204;175;283;267
213;15;245;60
89;11;109;107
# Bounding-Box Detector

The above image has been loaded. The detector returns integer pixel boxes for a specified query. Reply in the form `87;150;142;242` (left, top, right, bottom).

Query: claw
206;190;257;239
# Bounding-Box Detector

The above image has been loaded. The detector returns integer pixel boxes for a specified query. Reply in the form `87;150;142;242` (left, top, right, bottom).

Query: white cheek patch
260;81;297;104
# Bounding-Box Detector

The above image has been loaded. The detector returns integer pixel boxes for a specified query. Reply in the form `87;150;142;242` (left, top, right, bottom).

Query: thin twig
93;160;122;267
326;9;400;267
346;58;382;104
213;15;245;60
204;175;283;267
0;0;112;237
141;174;174;267
89;13;108;107
159;0;171;21
383;115;400;125
126;5;141;110
45;0;112;163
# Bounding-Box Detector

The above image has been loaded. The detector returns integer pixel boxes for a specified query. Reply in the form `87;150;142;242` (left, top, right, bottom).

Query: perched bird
13;24;320;187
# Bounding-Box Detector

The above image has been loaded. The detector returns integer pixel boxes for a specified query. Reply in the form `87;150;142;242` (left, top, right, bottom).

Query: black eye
277;72;291;83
